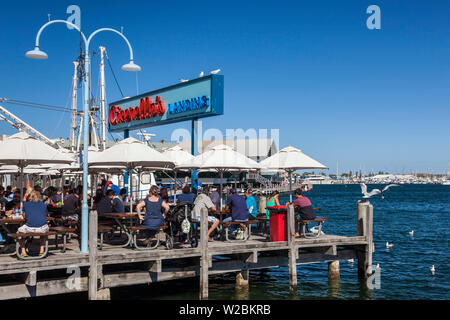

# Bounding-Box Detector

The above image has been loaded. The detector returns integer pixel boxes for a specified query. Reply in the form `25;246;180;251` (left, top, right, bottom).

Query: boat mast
70;61;79;152
99;46;107;150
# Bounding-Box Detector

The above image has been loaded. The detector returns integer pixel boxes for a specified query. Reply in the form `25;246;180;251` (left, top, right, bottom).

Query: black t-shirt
5;200;20;211
62;194;80;216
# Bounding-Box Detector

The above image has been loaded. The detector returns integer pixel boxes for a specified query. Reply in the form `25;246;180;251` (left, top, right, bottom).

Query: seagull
360;183;399;199
430;265;435;275
310;226;325;235
347;258;354;263
198;71;204;78
210;69;221;74
179;79;189;83
375;263;380;269
409;230;414;236
386;242;394;248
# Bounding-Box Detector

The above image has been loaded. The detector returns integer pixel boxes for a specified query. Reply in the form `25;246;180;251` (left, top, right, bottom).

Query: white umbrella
178;144;260;208
88;137;175;212
162;145;195;202
0;132;74;208
259;145;327;201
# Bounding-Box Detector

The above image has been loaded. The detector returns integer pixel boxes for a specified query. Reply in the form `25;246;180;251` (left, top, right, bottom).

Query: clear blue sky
0;0;449;174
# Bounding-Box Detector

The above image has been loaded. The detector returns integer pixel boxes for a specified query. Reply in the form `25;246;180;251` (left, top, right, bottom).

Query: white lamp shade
121;61;141;72
25;47;48;59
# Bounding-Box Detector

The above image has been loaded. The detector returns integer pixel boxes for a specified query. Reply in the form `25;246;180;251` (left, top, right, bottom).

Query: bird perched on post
360;183;399;199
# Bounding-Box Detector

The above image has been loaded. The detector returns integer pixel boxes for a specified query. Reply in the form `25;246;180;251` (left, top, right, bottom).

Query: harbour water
44;184;450;300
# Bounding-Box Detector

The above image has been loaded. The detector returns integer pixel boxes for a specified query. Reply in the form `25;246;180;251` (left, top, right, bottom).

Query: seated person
136;185;169;241
286;188;316;237
17;190;49;257
96;189;114;220
244;189;258;219
265;191;280;219
112;192;125;213
192;186;220;242
177;185;196;204
224;189;249;238
5;191;21;216
62;189;80;222
159;187;170;203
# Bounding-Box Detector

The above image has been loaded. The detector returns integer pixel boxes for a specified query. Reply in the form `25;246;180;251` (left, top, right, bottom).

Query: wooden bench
296;216;328;238
49;226;76;253
97;224;115;250
221;220;257;242
129;225;169;250
10;231;57;260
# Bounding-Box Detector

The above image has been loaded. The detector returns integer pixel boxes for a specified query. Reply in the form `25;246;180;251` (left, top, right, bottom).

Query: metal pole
70;61;79;152
191;119;198;191
80;49;90;254
99;47;107;150
124;129;129;197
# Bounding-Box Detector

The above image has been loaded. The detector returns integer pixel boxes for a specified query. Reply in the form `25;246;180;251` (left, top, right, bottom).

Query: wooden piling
88;210;99;300
356;200;373;279
258;196;266;216
328;261;340;280
287;204;298;293
199;207;209;300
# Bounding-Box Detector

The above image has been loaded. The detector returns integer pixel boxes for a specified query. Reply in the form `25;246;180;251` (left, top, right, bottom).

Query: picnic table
100;212;139;249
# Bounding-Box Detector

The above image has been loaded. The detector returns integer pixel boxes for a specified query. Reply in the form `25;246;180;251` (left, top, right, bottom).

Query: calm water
48;184;450;300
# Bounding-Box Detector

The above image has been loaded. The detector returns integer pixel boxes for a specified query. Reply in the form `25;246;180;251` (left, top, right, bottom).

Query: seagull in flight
360;183;399;199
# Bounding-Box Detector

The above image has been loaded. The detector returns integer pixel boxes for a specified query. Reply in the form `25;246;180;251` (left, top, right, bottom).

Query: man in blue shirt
224;189;249;239
245;189;258;218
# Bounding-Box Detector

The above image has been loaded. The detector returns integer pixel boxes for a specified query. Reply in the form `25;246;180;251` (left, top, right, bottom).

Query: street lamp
26;20;141;254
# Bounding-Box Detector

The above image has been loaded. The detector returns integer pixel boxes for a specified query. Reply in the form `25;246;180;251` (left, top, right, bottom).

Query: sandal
20;253;28;258
208;237;214;242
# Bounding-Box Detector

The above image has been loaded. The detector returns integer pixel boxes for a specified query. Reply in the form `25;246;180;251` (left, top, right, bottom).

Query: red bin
268;205;288;242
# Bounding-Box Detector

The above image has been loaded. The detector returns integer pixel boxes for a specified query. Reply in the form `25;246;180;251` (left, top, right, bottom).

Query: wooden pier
0;201;373;300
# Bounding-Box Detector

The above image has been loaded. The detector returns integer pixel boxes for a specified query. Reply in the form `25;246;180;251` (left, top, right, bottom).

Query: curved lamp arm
87;28;135;61
34;19;87;48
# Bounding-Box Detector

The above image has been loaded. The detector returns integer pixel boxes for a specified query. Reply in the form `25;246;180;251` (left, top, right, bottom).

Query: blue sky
0;0;449;174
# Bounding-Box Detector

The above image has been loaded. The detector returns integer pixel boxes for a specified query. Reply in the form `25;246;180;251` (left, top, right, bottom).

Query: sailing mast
70;61;79;152
99;46;107;150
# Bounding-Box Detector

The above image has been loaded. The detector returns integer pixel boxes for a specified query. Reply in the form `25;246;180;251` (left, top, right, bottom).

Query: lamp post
26;20;141;253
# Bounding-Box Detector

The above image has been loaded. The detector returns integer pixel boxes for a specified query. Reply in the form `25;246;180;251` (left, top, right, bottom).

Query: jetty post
356;200;374;279
88;210;99;300
199;207;209;299
287;204;298;293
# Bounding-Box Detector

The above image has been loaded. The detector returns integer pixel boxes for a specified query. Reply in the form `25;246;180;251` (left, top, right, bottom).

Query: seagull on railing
198;71;204;78
360;183;399;199
210;69;221;74
179;79;189;83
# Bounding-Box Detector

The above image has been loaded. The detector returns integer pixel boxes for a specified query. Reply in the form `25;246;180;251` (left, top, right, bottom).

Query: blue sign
108;74;224;132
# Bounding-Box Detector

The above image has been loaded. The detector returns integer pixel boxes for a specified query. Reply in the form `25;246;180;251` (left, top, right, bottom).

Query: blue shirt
177;193;195;203
226;194;248;221
246;195;258;218
23;201;47;228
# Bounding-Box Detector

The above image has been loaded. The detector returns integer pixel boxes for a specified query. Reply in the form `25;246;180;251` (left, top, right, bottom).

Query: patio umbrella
177;144;260;209
88;137;175;212
259;145;327;202
162;145;195;202
0;132;74;208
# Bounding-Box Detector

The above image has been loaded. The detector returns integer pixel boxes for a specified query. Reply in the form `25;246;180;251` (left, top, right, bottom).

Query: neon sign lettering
109;96;166;126
168;96;210;115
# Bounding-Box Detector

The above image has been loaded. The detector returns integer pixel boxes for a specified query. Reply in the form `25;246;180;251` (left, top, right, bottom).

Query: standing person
177;185;196;204
244;189;258;219
192;186;220;242
17;190;49;258
286;188;316;237
209;186;221;209
105;181;120;196
223;189;249;239
99;175;107;194
265;191;280;219
136;185;169;241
